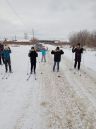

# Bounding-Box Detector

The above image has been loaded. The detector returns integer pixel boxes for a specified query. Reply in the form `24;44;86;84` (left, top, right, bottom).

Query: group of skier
0;42;84;75
28;43;84;74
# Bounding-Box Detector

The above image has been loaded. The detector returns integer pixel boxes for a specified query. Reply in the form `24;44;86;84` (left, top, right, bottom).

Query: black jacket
0;44;4;52
72;47;83;62
28;50;38;63
51;50;64;62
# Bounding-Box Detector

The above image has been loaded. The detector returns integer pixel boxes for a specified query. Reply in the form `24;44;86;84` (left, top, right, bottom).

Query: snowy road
0;45;96;129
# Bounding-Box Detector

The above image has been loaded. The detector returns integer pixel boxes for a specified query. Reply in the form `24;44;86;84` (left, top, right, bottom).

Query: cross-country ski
26;74;32;81
2;73;7;79
26;73;37;81
1;73;11;80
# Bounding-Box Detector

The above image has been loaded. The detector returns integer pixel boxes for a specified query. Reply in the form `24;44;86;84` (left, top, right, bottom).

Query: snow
0;45;96;129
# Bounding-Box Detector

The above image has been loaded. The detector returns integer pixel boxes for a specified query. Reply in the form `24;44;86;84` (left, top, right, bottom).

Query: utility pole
15;35;17;41
24;33;28;40
31;29;38;44
32;29;34;40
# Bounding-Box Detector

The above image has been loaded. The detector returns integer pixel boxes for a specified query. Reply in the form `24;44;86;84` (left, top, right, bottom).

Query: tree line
69;30;96;47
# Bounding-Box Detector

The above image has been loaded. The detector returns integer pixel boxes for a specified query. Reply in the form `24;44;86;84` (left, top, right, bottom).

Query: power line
5;0;26;26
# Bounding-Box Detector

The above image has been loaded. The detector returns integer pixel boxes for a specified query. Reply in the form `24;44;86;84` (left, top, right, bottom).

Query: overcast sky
0;0;96;40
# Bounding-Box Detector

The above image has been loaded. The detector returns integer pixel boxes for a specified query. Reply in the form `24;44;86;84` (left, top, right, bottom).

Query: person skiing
40;46;47;62
72;43;84;71
0;42;4;65
3;45;12;73
51;47;64;72
28;47;38;74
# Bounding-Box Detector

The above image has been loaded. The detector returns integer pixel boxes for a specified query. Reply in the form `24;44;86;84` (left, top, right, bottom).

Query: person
72;43;84;71
28;47;38;74
40;46;47;62
0;42;4;65
51;47;64;72
3;45;12;73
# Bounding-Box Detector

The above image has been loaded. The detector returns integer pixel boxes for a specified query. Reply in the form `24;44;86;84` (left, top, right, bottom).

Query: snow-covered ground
0;45;96;129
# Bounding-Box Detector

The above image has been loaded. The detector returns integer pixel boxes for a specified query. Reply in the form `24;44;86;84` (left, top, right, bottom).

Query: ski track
0;46;96;129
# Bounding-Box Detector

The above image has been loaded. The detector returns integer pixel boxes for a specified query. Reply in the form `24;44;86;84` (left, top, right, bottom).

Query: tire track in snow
62;56;96;107
48;52;96;129
60;56;96;128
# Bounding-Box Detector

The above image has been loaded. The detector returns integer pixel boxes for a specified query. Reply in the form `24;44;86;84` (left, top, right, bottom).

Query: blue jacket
3;49;11;60
40;49;47;56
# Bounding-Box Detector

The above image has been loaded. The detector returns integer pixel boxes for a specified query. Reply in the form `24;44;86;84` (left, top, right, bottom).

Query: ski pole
72;52;74;70
82;49;86;66
27;59;30;75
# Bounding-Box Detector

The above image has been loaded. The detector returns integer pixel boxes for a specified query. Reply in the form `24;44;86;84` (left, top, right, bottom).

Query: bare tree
69;30;96;47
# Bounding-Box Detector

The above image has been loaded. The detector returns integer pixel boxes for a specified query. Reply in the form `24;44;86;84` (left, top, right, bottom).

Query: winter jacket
51;50;64;62
28;50;38;63
72;47;83;62
3;48;11;60
0;44;4;56
40;49;47;56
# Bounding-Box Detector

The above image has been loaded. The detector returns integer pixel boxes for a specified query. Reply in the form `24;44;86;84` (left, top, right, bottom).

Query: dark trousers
74;60;81;70
31;62;36;73
4;59;12;72
0;55;4;65
53;61;59;72
0;56;1;65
